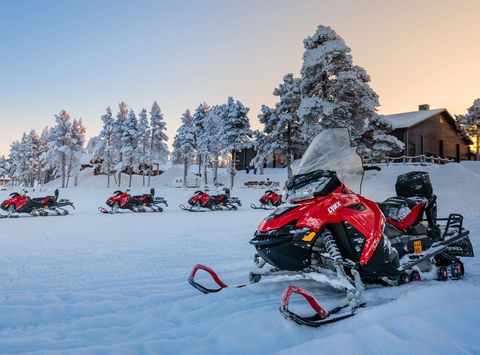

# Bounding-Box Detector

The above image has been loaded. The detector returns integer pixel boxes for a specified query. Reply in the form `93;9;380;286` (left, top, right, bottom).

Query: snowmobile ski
250;203;276;210
279;285;365;327
188;264;247;293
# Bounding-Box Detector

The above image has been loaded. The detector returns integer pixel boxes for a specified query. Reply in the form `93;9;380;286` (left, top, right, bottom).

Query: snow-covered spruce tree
220;97;252;189
193;102;211;184
457;98;480;156
149;101;169;185
43;110;74;188
299;25;402;159
252;73;303;168
119;109;140;188
172;109;196;187
96;107;116;187
137;108;151;186
114;101;129;186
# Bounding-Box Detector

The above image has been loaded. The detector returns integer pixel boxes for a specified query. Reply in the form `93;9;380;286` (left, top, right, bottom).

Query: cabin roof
382;108;446;129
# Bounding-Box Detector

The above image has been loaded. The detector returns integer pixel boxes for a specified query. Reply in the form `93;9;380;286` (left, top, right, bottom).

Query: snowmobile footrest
279;285;363;327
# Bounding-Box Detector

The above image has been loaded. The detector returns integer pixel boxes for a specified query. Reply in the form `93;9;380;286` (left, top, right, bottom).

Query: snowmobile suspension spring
323;229;342;265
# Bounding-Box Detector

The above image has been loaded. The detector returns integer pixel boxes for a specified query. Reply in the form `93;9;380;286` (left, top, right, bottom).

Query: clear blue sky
1;0;479;155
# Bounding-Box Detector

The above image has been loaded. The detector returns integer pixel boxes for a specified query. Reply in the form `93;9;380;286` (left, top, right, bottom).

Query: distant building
383;105;475;161
0;177;10;186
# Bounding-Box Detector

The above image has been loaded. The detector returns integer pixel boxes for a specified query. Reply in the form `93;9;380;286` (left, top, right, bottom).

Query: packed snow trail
0;164;479;354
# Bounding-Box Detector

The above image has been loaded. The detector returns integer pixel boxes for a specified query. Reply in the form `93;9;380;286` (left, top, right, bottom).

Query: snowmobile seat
386;200;427;231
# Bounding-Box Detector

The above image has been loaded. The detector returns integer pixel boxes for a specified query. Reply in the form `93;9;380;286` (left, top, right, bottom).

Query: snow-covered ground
0;164;479;354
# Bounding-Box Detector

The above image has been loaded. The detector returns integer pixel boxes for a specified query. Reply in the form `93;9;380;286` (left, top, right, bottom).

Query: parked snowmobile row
0;189;74;218
180;188;242;212
99;188;168;214
188;128;474;328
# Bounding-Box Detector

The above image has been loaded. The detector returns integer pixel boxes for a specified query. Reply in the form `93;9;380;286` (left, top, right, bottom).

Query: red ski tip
188;264;229;293
280;285;330;319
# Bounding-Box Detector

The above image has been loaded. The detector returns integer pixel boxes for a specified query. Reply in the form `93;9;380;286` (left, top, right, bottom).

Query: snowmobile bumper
250;227;314;271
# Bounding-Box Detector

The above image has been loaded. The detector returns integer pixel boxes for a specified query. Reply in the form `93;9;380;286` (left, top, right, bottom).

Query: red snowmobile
188;129;474;327
180;188;241;212
0;189;74;218
99;188;167;214
250;190;282;210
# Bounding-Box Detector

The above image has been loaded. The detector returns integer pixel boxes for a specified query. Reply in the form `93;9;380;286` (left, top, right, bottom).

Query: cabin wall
393;113;471;161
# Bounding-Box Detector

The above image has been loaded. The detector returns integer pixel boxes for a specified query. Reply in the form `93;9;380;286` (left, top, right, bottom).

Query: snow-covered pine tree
42;110;74;188
193;102;211;184
25;130;42;187
298;25;402;159
38;127;52;184
219;97;252;189
252;74;303;168
205;105;223;185
457;98;480;156
172;109;196;187
359;114;403;160
114;102;129;186
0;155;7;186
120;109;140;188
7;140;20;186
137;108;151;186
14;134;30;186
67;118;86;187
96;107;116;187
150;101;169;185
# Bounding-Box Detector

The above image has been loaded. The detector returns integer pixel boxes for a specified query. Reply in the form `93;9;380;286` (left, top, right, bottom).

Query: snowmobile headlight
290;227;316;242
287;177;331;204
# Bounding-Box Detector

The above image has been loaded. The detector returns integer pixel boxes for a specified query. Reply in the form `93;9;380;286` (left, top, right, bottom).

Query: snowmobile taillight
188;264;229;294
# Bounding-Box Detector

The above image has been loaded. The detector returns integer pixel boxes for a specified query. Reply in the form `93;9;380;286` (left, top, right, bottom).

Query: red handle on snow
280;285;330;319
188;264;229;293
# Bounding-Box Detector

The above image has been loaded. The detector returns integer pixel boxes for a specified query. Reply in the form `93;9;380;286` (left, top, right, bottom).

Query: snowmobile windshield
290;128;364;194
285;170;342;203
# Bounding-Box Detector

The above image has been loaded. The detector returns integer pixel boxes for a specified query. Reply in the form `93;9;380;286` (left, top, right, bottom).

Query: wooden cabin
383;105;474;161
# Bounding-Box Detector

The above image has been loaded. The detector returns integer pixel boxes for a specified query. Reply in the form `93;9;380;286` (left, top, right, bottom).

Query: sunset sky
0;0;479;155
